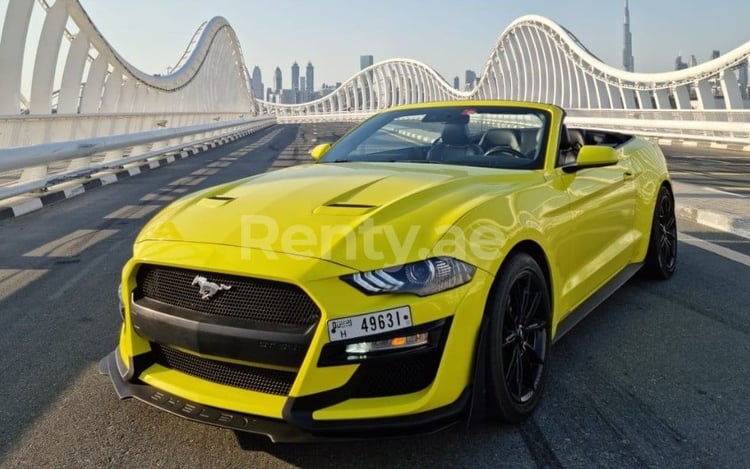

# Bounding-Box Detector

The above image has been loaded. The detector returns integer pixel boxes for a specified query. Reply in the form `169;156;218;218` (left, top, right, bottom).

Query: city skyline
6;1;749;93
254;60;321;104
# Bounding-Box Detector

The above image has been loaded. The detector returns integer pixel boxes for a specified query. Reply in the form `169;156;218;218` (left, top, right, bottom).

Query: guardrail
275;112;374;124
0;115;275;201
278;108;750;145
566;109;750;143
3;107;749;203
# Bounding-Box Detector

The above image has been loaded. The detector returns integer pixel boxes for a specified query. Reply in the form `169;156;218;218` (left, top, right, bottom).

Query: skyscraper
453;76;460;90
306;61;314;94
291;62;300;92
465;70;477;91
250;66;263;99
274;67;282;92
360;55;374;70
674;56;688;71
739;62;749;99
622;0;634;72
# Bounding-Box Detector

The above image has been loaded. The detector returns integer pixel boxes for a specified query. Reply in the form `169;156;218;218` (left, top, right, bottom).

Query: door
556;160;638;314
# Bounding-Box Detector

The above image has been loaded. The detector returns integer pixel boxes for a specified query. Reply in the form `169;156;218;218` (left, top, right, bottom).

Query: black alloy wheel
645;185;677;279
486;253;551;423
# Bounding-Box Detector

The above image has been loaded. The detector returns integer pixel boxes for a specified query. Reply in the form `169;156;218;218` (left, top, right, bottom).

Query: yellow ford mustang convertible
101;100;677;442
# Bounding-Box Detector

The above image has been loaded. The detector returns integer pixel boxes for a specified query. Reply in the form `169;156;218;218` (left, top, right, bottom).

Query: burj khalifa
623;0;634;72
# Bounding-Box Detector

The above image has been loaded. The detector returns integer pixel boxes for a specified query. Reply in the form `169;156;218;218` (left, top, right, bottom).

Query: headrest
481;129;519;149
441;123;469;145
567;129;585;149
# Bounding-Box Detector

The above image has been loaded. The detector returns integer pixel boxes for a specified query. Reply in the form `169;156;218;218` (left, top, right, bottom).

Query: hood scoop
314;202;378;216
326;203;377;208
197;195;236;208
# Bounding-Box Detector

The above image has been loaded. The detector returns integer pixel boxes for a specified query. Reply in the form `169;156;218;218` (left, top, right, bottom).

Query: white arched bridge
1;0;749;200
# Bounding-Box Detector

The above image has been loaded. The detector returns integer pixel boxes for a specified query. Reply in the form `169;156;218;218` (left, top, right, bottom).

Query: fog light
345;332;429;356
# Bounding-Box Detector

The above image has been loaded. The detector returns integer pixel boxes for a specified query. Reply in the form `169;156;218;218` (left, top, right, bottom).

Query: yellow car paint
106;100;672;439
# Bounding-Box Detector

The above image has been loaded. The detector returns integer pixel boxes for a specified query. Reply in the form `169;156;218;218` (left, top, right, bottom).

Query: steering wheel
484;146;526;158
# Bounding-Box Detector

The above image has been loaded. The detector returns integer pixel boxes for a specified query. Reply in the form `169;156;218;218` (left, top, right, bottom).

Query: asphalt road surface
1;124;748;468
662;145;750;196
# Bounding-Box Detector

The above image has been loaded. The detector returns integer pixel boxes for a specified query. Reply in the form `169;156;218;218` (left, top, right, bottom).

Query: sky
6;0;750;91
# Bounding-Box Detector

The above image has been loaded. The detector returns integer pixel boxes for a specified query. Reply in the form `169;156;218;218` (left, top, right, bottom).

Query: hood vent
198;196;236;208
325;203;377;209
313;202;378;216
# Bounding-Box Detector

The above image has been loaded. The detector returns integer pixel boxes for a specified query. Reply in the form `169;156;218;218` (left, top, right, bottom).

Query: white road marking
104;205;161;219
0;269;48;301
24;229;119;257
703;187;746;198
168;176;206;186
140;193;176;202
191;168;220;176
680;233;750;268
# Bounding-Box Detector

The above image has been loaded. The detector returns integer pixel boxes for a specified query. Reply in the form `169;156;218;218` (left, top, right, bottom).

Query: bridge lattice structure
1;0;749;199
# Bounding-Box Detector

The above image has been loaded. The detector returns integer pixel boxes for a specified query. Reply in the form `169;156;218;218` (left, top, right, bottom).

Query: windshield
320;105;550;169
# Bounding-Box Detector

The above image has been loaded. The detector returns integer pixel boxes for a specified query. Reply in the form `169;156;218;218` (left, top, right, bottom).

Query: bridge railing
566;109;750;143
0;114;274;201
277;109;750;145
275;112;375;124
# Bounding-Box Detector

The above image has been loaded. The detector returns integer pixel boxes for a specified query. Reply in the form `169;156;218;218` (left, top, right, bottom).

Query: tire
485;253;551;423
644;185;677;279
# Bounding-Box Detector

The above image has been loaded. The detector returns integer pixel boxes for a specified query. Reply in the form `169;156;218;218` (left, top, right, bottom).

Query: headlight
117;283;125;320
342;257;475;296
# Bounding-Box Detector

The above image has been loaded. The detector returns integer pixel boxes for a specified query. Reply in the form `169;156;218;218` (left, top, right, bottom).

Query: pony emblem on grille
191;275;232;300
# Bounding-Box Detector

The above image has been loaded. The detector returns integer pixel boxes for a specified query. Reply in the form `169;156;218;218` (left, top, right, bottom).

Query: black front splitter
99;350;314;442
99;350;468;443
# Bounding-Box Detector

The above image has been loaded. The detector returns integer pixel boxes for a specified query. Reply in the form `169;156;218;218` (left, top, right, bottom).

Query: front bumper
108;242;492;441
99;350;469;442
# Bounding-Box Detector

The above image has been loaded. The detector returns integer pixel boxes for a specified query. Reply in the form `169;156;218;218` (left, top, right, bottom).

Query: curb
672;181;750;240
0;127;266;221
675;202;750;240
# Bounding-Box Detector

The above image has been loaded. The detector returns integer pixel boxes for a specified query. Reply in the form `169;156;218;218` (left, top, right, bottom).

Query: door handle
623;171;634;180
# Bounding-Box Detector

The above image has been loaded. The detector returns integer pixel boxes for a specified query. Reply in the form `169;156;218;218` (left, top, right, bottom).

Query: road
0;124;748;468
662;145;750;196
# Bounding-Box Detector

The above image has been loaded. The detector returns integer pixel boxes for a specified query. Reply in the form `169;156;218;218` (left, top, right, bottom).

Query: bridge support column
695;79;717;109
0;0;34;114
654;89;671;109
620;88;638;109
101;72;123;112
720;69;744;110
608;84;623;108
673;85;691;109
80;55;109;113
58;31;90;114
595;80;611;108
636;90;654;109
29;0;68;114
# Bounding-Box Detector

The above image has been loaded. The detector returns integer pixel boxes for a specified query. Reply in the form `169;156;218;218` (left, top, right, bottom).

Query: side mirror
577;145;618;167
564;145;618;172
310;143;332;161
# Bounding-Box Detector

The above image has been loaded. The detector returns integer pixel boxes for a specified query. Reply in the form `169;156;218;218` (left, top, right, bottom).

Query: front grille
136;264;320;328
352;352;440;398
151;343;295;396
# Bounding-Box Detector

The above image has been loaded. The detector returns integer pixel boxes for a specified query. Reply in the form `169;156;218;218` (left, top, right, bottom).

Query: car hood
136;162;535;270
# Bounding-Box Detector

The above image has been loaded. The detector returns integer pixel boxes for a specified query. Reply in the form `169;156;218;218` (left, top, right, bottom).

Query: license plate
327;306;412;342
